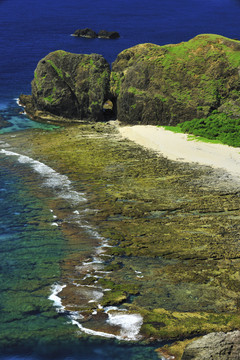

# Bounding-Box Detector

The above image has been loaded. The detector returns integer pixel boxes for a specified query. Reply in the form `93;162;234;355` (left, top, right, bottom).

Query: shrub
179;112;240;147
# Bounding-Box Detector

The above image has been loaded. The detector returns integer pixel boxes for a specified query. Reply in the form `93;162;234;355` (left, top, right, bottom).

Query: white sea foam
48;284;143;341
81;224;104;240
72;310;143;341
15;97;21;106
49;284;119;339
71;319;117;339
1;148;144;342
107;312;143;340
0;149;86;204
48;283;66;312
104;306;119;312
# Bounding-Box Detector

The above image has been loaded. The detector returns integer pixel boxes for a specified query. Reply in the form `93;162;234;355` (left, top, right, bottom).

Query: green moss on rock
31;50;110;121
111;34;240;125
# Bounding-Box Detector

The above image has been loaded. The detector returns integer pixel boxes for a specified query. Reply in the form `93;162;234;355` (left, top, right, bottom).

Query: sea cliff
21;34;240;128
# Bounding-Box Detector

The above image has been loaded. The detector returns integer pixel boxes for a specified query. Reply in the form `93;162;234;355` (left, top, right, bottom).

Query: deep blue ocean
1;0;240;359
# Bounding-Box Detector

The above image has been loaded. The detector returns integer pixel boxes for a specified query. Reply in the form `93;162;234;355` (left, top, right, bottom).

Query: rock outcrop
182;331;240;359
26;50;110;121
73;28;120;39
110;34;240;125
98;30;120;39
73;28;97;38
21;34;240;124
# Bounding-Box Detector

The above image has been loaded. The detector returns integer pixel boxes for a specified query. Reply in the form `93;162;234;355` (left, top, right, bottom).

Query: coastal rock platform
2;121;240;358
182;330;240;359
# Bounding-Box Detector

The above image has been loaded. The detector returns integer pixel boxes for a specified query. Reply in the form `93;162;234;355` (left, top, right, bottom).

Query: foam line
48;283;66;312
0;149;87;204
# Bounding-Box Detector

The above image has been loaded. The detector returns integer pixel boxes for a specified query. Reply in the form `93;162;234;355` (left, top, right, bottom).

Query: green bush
179;112;240;147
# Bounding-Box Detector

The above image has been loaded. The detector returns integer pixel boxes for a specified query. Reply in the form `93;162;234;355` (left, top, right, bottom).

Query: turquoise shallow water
0;139;160;359
0;156;73;352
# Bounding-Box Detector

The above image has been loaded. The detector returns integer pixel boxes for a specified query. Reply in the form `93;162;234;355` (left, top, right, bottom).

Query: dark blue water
1;0;240;106
1;0;240;358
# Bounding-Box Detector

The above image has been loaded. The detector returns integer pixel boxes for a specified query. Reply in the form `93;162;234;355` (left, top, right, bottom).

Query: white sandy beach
118;125;240;179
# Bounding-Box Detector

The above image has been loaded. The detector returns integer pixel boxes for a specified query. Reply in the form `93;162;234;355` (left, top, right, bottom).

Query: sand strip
118;125;240;179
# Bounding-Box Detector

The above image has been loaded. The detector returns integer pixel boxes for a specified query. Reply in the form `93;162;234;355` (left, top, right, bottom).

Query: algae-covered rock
111;34;240;125
182;330;240;359
31;50;110;121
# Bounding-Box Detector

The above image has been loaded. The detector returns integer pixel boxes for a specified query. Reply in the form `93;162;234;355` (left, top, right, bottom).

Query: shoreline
2;123;240;357
118;124;240;180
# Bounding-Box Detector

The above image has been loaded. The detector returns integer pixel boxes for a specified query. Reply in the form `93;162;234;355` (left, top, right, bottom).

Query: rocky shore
2;121;240;359
16;33;240;359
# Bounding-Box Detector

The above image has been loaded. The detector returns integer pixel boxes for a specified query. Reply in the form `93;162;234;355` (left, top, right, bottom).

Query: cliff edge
21;34;240;125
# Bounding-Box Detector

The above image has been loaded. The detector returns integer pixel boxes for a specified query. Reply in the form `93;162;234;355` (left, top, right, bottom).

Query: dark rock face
182;331;240;359
73;28;97;38
30;50;110;121
22;34;240;125
110;34;240;125
98;30;120;39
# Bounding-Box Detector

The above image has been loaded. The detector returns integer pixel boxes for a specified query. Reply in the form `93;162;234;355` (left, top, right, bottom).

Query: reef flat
2;122;240;358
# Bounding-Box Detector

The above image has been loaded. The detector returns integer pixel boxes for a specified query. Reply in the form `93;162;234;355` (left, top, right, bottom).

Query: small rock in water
98;30;120;39
73;28;97;38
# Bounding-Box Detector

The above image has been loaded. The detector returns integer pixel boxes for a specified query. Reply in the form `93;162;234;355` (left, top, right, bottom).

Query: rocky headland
20;51;111;122
21;34;240;127
18;34;240;359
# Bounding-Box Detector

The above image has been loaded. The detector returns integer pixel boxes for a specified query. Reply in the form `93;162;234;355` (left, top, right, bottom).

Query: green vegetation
162;34;240;69
110;71;123;96
154;93;167;102
97;69;109;86
46;59;64;79
179;112;240;147
44;87;57;104
139;307;240;339
128;86;145;96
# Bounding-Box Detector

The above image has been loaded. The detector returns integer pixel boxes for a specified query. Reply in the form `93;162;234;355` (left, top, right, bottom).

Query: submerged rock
29;50;110;121
110;34;240;125
182;331;240;359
